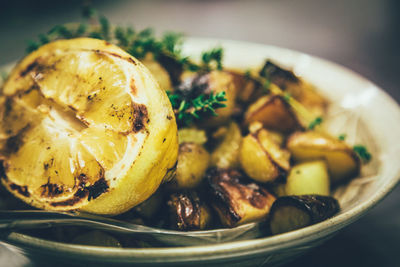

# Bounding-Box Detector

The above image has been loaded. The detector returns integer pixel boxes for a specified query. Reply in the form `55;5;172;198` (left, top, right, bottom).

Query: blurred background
0;0;399;266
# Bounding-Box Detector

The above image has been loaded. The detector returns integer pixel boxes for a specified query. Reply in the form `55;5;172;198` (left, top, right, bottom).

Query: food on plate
205;168;276;227
0;9;373;244
287;131;361;184
210;122;242;169
239;127;290;183
0;38;178;215
285;160;330;196
167;191;212;230
168;142;210;189
269;195;340;235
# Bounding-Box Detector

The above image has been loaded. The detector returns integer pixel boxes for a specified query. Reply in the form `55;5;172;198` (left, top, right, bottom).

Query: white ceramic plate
1;38;400;267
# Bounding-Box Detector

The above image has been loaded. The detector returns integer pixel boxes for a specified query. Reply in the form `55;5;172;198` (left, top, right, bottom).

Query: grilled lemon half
0;38;178;215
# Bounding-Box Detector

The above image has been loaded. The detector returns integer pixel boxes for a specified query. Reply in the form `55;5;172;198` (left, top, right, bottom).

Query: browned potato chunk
239;128;290;183
167;191;212;230
259;60;327;116
287;131;360;184
168;143;210;189
228;70;263;104
244;95;302;133
206;168;276;227
211;122;242;169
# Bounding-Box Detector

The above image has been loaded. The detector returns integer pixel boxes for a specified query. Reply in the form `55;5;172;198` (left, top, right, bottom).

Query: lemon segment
0;38;178;215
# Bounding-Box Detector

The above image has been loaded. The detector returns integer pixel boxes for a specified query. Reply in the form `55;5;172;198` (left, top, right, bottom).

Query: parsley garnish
353;145;372;163
338;134;347;141
167;91;227;126
308;117;323;130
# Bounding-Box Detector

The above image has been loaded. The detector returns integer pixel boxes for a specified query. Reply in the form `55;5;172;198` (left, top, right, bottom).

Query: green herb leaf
201;47;223;71
338;134;347;141
353;145;372;163
167;91;227;126
308;116;323;130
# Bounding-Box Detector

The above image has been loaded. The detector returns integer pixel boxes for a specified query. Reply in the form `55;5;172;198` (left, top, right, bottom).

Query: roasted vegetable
229;70;263;104
285;160;330;196
168;143;210;189
239;128;290;183
206;168;276;227
211;122;242;169
142;54;173;91
176;70;237;126
259;60;327;116
269;195;340;235
167;191;212;230
244;94;302;133
287;131;360;184
178;128;207;145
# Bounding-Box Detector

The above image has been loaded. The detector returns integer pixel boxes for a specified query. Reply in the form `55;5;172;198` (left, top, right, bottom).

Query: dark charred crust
50;188;89;207
50;169;108;207
167;191;201;230
156;53;184;86
40;180;64;197
19;59;56;80
4;126;28;155
9;183;30;197
163;138;166;143
20;62;39;77
206;168;275;226
87;177;109;201
166;115;173;120
259;60;300;88
132;103;148;132
128;58;137;65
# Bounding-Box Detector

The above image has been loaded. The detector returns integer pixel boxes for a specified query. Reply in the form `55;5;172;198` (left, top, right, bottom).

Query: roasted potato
167;191;212;230
177;70;237;127
178;127;207;145
244;94;302;133
287;131;360;184
206;168;276;227
239;128;290;183
269;195;339;235
228;70;263;104
211;122;242;168
168;143;210;189
285;160;330;196
141;54;173;91
259;60;327;116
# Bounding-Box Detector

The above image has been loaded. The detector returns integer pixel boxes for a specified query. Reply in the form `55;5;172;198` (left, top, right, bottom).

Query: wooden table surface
0;0;399;266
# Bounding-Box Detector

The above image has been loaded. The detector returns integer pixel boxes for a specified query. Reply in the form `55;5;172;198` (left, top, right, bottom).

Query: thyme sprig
26;8;224;72
167;91;227;126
